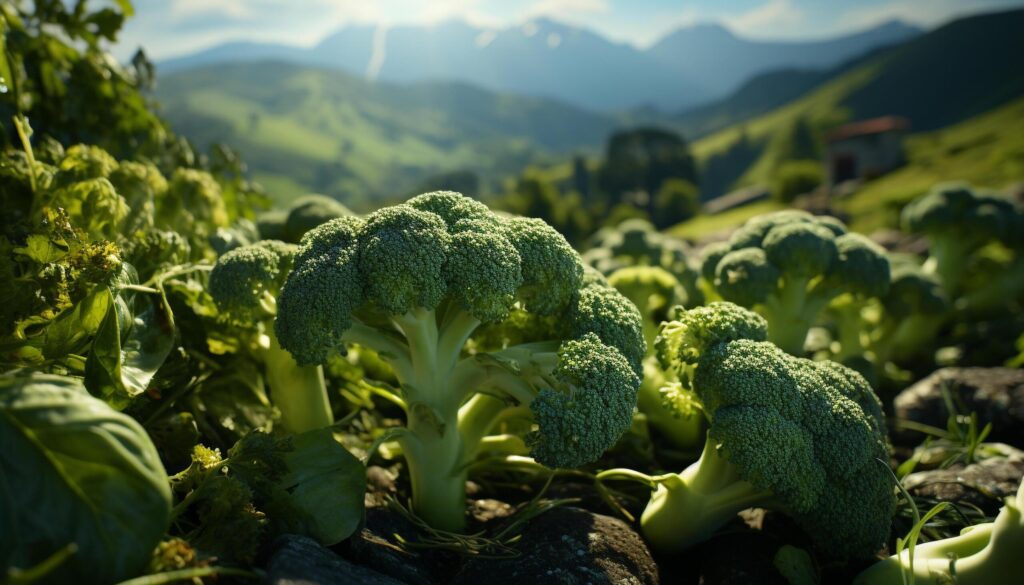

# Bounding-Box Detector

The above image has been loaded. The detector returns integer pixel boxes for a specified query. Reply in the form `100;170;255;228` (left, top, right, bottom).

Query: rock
342;504;443;585
452;506;658;585
265;534;408;585
904;451;1024;515
893;368;1024;448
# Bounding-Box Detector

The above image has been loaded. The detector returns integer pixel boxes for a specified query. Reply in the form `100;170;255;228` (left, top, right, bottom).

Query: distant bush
772;160;823;203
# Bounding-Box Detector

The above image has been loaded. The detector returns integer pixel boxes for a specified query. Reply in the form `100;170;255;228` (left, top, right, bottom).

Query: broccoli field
2;3;1024;585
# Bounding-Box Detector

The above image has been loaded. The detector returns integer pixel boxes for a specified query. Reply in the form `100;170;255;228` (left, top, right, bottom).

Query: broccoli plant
208;240;334;434
854;481;1023;584
599;302;895;559
606;266;704;451
901;183;1017;297
702;211;891;354
273;192;644;531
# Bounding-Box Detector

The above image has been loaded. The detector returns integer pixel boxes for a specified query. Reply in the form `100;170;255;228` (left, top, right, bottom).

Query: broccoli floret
606;266;698;451
208;240;333;434
901;183;1017;296
158;169;230;253
600;302;894;559
704;211;891;354
283;194;354;243
854;481;1024;584
274;192;643;531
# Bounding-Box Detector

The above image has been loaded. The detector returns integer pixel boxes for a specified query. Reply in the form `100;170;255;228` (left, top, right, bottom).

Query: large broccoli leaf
0;372;172;584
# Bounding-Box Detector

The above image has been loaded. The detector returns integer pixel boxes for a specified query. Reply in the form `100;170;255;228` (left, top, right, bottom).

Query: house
824;116;909;186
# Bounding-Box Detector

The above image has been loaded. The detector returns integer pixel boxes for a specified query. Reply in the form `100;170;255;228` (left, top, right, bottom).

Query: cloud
724;0;805;35
169;0;251;21
525;0;611;22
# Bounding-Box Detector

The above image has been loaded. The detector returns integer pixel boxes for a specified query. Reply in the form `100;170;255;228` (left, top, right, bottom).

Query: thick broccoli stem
924;236;971;295
960;255;1024;314
264;327;334;434
640;438;775;553
761;276;817;354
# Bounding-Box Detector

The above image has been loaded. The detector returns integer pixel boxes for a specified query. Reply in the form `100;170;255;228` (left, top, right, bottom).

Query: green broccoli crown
708;212;890;307
700;241;731;283
727;210;815;250
655;302;768;367
901;182;1016;239
568;278;647;373
607;265;687;318
529;332;641;468
164;169;229;229
883;259;947;317
275;193;610;367
208;240;298;322
763;222;838;278
714;248;781;307
694;339;893;558
828;233;892;298
284;194;353;243
109;161;168;202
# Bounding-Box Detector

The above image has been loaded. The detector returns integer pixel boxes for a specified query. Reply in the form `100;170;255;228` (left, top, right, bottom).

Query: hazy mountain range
160;17;920;111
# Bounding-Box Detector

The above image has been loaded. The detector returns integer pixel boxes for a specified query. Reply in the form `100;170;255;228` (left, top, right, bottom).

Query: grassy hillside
157;61;619;208
668;96;1024;241
691;8;1024;199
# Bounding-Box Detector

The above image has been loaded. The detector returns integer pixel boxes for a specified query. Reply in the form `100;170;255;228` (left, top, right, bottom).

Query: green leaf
0;372;172;585
85;289;175;409
14;234;67;264
40;286;113;359
270;428;366;545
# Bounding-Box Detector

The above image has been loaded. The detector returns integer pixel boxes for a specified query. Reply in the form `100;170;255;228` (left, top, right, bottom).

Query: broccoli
584;218;703;306
273;192;643;531
600;302;895;559
208;240;334;434
901;183;1017;296
284;194;354;243
854;481;1023;584
606;266;704;451
703;210;891;354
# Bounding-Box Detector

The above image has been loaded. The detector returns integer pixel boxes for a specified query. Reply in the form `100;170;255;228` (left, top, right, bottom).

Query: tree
772;160;824;203
597;128;698;213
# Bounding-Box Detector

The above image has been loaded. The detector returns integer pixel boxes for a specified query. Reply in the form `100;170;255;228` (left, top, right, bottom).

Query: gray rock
452;506;658;585
904;450;1024;515
265;534;408;585
893;368;1024;448
343;504;441;585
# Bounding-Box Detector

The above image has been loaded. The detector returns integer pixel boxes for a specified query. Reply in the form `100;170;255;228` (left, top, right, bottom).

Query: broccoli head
274;191;643;531
208;241;332;434
901;183;1017;295
704;211;891;354
600;302;894;559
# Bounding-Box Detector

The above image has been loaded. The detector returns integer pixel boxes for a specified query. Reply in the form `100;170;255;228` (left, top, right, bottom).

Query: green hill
692;8;1024;199
156;61;619;208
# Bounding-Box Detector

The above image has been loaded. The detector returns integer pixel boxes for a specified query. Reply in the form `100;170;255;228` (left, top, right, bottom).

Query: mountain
648;20;920;98
155;61;621;207
159;18;919;112
689;8;1024;199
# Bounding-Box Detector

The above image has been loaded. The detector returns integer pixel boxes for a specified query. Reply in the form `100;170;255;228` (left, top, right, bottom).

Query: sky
111;0;1024;60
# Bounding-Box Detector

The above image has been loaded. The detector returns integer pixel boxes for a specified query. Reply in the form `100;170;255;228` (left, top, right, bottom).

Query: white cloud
525;0;610;22
169;0;251;20
724;0;805;35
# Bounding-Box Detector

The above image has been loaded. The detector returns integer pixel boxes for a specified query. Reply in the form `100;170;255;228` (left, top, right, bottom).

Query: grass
667;199;787;241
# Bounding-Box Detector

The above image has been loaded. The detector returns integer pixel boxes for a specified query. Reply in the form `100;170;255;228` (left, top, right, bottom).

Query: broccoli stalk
901;183;1017;297
854;481;1024;584
274;193;644;532
208;241;333;434
599;303;895;559
704;211;891;355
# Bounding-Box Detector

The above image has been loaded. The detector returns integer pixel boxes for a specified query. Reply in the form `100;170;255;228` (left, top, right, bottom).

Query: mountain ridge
158;17;920;112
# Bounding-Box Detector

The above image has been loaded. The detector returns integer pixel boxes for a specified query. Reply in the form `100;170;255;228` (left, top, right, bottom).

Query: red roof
826;116;909;143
